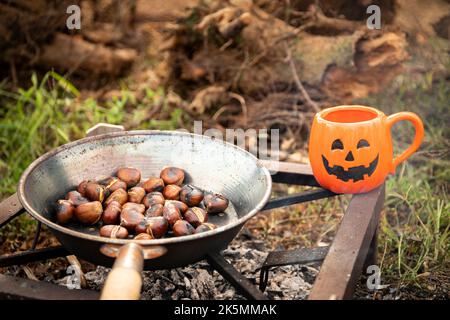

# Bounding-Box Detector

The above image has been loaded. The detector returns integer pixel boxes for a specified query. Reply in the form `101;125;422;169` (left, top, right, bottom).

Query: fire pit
0;124;384;300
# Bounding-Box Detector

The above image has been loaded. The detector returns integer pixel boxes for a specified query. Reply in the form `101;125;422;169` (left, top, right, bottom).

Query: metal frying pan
16;130;272;299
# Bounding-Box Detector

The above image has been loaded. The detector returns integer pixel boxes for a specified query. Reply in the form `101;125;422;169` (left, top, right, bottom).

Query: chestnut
55;200;74;224
163;184;181;200
143;192;165;208
160;167;184;186
122;202;146;214
180;185;204;206
184;207;208;227
146;216;169;239
203;193;229;214
85;182;106;202
134;233;153;240
102;201;121;225
165;200;188;214
105;188;128;206
142;177;164;193
100;225;128;239
104;177;127;193
117;167;141;188
128;187;145;204
120;207;145;231
145;204;164;217
74;201;103;225
77;180;92;196
172;220;195;237
162;202;182;226
66;191;89;206
135;219;148;234
195;223;217;234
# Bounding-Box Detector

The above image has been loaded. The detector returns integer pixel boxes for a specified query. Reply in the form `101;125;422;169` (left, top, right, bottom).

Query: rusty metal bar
308;184;385;300
0;274;99;300
262;188;336;211
0;246;70;267
0;193;25;228
206;252;268;300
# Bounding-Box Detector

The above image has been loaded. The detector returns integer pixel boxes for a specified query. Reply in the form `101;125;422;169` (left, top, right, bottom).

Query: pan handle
100;243;144;300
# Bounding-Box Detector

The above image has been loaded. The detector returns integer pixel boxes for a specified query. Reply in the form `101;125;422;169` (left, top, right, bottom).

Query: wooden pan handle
100;243;144;300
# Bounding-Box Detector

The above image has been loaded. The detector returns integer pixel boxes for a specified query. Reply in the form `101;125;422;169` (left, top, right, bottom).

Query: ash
83;234;318;300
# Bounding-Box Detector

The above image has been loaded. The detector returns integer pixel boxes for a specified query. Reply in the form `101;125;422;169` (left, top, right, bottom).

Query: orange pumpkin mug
309;105;424;194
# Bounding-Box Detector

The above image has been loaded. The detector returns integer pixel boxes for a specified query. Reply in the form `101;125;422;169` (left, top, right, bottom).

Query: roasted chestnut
143;192;165;208
55;200;74;224
77;180;92;196
122;202;146;214
105;188;128;206
117;167;141;187
184;207;208;227
104;177;127;193
100;225;128;239
135;219;148;234
85;182;106;202
74;201;103;225
66;191;89;206
162;202;182;226
102;200;121;225
146;216;169;239
195;223;217;234
203;193;229;214
120;207;145;231
134;233;153;240
142;177;164;193
145;204;164;217
163;184;181;200
179;185;204;206
165;200;188;214
172;220;195;237
160;167;184;186
128;187;146;204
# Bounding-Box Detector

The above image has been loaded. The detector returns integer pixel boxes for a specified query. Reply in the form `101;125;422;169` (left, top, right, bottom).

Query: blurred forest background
0;0;449;299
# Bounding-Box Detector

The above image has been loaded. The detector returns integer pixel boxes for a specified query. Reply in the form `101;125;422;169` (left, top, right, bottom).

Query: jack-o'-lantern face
321;138;379;182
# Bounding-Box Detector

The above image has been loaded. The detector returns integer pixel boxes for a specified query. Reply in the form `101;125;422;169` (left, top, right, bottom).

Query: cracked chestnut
122;202;146;214
203;193;229;214
102;200;122;225
128;186;145;204
146;216;169;239
162;202;182;226
134;233;153;240
145;204;164;217
77;180;92;196
184;207;208;227
160;167;184;186
172;220;195;237
164;200;188;214
85;182;106;202
104;177;127;193
179;185;204;206
100;225;128;239
142;177;164;193
163;184;181;200
143;192;165;208
105;188;128;206
117;167;141;187
55;200;74;224
195;223;217;234
66;191;89;206
74;201;103;225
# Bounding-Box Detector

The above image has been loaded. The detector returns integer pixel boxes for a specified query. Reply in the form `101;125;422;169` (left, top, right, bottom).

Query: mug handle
386;112;424;173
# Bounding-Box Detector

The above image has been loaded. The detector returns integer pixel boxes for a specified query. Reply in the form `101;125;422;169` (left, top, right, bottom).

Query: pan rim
17;130;272;246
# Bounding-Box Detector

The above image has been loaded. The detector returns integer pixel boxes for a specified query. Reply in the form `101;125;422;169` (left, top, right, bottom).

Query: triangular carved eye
357;139;370;148
331;139;344;150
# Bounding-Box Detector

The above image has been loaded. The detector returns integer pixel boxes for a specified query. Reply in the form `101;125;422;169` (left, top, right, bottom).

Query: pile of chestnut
54;167;229;240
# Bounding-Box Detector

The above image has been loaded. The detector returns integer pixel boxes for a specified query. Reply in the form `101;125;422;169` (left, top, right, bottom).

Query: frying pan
16;130;272;299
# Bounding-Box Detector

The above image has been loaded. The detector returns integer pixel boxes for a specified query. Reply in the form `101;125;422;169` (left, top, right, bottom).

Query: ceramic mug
309;105;424;194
